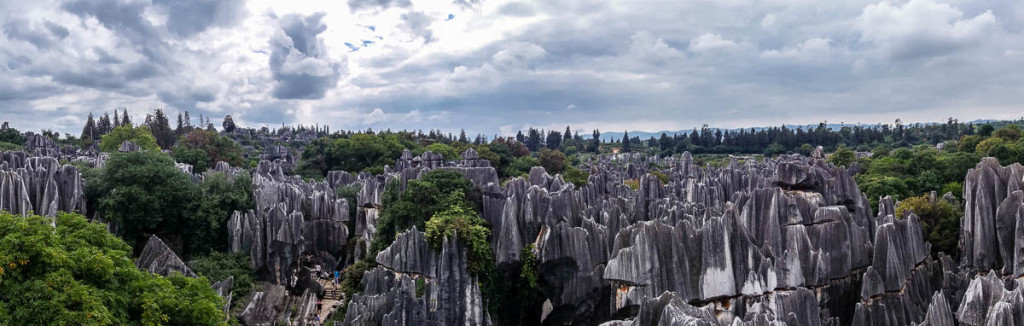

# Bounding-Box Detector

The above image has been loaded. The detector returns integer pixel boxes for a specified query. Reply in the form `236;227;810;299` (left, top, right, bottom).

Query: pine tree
222;115;236;133
564;126;571;143
114;110;121;128
459;129;467;143
622;130;631;152
98;113;112;135
81;113;98;141
121;108;131;126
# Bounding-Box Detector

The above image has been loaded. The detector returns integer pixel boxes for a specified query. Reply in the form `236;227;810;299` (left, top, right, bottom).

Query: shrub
189;251;255;305
424;191;492;275
563;167;590;187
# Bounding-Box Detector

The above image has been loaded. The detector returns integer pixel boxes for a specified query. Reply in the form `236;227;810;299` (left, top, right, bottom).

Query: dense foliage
0;126;25;145
98;125;160;152
96;151;197;250
424;191;492;275
94;151;251;258
370;169;476;255
0;212;226;325
894;194;962;256
188;251;255;305
173;130;245;173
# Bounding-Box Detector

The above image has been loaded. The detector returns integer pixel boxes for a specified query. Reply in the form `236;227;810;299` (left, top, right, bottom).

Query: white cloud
858;0;999;60
761;37;839;62
689;33;738;52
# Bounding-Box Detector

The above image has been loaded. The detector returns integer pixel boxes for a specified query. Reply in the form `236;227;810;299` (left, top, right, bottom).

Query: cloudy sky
1;0;1023;136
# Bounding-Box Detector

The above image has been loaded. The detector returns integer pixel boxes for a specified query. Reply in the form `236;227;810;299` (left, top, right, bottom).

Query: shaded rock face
228;161;352;284
136;235;197;277
239;284;319;326
344;230;489;326
0;152;86;219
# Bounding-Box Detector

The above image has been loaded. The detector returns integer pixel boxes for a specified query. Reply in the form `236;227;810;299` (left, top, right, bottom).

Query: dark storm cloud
153;0;248;37
268;12;343;100
348;0;411;12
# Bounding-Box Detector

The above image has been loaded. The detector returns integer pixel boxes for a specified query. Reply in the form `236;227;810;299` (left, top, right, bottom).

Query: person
316;300;322;313
333;269;340;286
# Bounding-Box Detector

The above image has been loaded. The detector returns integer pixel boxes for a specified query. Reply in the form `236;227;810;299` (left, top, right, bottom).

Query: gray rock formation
344;229;490;325
136;235;197;277
0;152;86;218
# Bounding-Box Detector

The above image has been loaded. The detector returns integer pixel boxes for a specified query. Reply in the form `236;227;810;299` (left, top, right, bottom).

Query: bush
424;191;492;275
0;212;226;325
371;170;474;256
0;127;24;145
563;167;589;187
189;251;255;304
0;141;20;151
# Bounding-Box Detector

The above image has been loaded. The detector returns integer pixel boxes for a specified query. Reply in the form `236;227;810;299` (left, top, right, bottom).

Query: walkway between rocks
316;278;344;323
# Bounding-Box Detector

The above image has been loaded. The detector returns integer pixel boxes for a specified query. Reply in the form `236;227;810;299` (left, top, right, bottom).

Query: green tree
538;148;567;174
187;172;253;256
0;126;24;145
856;174;910;209
189;251;254;305
504;156;539;178
173;129;244;173
894;195;962;255
827;147;856;167
987;143;1022;165
97;151;198;251
426;143;459;161
0;212;226;325
975;137;1006;156
98;125;160;152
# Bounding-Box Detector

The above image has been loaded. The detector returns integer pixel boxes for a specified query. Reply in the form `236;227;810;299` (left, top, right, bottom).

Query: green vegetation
93;150;252;258
563;167;590;187
189;252;255;307
0;212;226;325
0;126;25;145
189;172;253;256
96;151;197;250
424;191;493;275
415;278;426;297
173;130;245;173
98;125;160;152
826;146;856;167
0;141;20;151
894;194;962;256
371;169;475;256
538;148;567;174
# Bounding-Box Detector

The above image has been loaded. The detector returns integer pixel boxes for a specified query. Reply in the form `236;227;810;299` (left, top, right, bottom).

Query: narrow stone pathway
317;278;344;322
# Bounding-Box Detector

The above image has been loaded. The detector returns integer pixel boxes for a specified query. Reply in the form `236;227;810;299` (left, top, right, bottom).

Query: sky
1;0;1023;137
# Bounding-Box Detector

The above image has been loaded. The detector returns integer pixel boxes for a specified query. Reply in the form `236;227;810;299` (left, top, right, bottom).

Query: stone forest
3;115;1024;326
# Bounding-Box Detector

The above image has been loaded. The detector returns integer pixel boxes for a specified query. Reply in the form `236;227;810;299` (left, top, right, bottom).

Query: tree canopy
0;212;226;325
98;125;160;152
